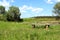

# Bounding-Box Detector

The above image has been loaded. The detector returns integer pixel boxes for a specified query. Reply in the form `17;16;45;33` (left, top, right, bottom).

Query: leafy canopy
7;6;21;21
53;2;60;16
0;6;5;14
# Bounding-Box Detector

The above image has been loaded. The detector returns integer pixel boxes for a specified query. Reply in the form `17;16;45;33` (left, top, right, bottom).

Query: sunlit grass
0;21;60;40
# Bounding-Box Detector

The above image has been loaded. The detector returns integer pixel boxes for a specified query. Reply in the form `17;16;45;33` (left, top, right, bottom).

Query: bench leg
46;25;48;30
32;24;35;28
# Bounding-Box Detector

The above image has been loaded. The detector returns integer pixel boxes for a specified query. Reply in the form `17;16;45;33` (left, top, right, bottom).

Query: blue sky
0;0;60;18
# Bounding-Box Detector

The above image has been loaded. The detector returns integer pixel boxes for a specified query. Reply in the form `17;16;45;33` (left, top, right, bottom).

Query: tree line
0;2;60;21
0;6;23;22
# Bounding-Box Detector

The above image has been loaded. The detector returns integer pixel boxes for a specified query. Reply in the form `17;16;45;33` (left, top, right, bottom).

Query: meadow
0;18;60;40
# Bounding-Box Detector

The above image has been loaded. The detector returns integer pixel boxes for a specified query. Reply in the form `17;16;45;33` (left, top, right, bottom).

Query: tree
53;2;60;20
53;2;60;16
0;6;6;21
7;6;21;21
0;6;5;14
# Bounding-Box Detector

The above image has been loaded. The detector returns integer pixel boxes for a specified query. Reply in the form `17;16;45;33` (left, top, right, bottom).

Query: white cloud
0;0;15;10
32;8;43;13
19;5;28;13
11;0;14;2
20;5;44;13
0;0;10;7
46;0;53;4
8;0;15;2
45;0;60;4
56;0;60;2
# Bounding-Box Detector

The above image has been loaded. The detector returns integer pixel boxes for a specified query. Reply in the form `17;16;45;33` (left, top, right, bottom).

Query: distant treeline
34;16;60;18
32;16;60;20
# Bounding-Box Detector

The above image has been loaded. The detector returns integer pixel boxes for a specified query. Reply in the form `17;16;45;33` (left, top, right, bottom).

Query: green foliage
0;14;6;21
6;6;21;21
0;6;5;14
0;14;4;20
0;21;60;40
0;6;6;21
0;5;22;21
53;2;60;16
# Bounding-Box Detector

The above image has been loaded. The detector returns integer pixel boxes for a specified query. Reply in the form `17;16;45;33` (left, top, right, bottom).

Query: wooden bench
32;21;60;30
32;23;50;29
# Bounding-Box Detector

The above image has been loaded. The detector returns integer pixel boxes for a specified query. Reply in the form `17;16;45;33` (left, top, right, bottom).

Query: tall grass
0;21;60;40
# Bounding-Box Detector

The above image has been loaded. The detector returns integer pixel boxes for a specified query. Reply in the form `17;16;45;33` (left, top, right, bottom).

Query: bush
0;14;6;21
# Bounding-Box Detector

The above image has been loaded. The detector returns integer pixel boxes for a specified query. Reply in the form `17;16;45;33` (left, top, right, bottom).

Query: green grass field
0;18;60;40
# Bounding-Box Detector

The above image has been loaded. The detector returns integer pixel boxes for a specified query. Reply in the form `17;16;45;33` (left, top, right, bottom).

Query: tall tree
7;6;21;21
0;6;5;14
53;2;60;16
